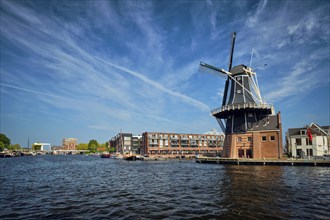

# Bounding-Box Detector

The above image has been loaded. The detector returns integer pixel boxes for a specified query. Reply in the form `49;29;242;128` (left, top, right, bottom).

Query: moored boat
100;152;110;158
0;152;15;158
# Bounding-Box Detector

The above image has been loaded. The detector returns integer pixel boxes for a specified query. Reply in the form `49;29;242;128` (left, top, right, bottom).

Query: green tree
77;143;88;151
9;144;21;151
0;142;5;152
109;147;116;153
0;133;10;151
88;139;99;153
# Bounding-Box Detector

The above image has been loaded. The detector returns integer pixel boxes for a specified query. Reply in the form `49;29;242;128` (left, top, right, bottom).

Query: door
238;149;244;158
246;149;252;158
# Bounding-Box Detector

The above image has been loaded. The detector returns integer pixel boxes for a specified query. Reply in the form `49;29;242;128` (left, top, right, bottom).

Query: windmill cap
229;64;248;75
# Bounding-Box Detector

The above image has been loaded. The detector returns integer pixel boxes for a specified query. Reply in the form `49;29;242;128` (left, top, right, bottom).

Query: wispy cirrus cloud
96;57;209;111
0;0;209;127
1;0;328;146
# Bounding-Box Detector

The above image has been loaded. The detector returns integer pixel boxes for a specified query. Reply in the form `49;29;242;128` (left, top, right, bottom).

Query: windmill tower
200;32;282;159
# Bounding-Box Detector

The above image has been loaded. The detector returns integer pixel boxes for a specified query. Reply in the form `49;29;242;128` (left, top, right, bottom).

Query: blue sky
1;0;329;147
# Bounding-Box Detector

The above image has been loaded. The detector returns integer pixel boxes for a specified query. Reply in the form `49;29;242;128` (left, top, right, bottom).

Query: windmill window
261;136;267;142
270;136;275;141
237;89;242;94
248;137;252;142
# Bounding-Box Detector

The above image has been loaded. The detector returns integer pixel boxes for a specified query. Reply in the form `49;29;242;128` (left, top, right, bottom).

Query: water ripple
1;156;329;219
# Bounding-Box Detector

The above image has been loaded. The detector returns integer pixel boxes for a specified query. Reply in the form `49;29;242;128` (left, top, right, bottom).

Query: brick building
62;138;77;150
141;131;224;157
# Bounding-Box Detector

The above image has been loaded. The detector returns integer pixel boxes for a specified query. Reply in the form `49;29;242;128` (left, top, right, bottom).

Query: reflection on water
0;155;329;219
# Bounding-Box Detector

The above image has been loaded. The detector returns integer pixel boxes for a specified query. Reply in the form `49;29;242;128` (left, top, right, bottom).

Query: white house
33;143;52;151
286;123;329;158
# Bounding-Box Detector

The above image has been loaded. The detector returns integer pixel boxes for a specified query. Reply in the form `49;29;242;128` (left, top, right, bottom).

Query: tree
88;139;99;153
0;133;10;151
77;143;88;151
9;144;21;151
0;142;4;152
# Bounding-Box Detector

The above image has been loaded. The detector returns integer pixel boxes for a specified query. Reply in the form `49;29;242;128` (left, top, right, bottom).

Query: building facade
110;133;133;154
221;113;283;159
141;132;224;156
33;143;51;151
132;135;142;154
286;123;329;158
62;138;78;150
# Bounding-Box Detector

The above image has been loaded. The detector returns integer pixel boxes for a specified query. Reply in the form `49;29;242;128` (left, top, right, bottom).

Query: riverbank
196;156;330;166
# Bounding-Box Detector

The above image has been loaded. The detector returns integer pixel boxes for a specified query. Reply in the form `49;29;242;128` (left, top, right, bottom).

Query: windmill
199;32;282;159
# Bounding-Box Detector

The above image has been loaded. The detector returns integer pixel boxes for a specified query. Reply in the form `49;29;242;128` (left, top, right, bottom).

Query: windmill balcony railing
211;102;273;115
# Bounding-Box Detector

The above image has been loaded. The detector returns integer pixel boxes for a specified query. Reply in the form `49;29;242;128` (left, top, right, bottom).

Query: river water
0;155;329;219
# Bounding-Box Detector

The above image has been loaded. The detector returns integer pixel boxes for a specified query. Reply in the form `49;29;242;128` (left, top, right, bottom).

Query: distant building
33;143;51;151
141;131;224;156
110;133;132;154
132;135;142;154
51;145;63;151
62;138;78;150
286;122;329;158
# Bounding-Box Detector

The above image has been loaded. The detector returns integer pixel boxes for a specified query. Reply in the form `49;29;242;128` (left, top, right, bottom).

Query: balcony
212;102;274;118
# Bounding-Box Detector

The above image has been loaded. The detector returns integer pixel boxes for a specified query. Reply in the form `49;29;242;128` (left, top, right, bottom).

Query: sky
1;0;329;147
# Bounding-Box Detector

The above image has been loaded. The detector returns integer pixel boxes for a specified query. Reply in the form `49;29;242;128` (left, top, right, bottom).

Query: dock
196;157;330;166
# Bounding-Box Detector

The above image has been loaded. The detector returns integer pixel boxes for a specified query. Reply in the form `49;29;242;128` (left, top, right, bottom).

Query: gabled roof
310;122;329;135
287;122;329;136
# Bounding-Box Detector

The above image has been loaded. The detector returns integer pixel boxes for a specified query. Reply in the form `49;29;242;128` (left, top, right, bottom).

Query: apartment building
109;133;133;154
141;132;224;156
132;135;142;154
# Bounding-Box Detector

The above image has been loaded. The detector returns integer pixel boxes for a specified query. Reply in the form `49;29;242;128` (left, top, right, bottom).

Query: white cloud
96;57;210;111
246;0;268;28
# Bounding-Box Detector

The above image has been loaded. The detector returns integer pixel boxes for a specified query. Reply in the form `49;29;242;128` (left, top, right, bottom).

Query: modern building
141;131;224;157
33;143;51;151
110;133;132;154
286;123;329;158
62;138;78;150
132;135;142;154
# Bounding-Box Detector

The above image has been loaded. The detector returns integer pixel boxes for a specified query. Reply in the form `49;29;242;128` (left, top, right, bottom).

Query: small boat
0;152;15;158
111;153;124;159
100;152;110;158
124;154;144;161
125;155;137;161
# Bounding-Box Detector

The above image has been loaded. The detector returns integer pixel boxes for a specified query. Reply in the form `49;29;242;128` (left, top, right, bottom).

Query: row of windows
147;134;223;140
237;136;276;142
295;138;312;146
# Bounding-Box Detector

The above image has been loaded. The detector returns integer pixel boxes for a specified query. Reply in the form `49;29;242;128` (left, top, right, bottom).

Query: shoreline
196;156;330;166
